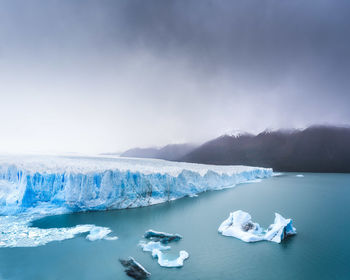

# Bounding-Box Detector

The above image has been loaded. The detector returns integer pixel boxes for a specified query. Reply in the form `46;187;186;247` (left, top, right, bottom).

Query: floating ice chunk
144;229;182;244
86;226;118;241
140;231;189;268
218;210;265;242
119;257;150;280
151;249;189;268
296;174;304;177
264;213;297;243
218;210;296;243
139;241;170;252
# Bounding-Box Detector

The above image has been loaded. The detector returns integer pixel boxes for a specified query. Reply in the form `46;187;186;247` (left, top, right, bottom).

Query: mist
0;0;349;153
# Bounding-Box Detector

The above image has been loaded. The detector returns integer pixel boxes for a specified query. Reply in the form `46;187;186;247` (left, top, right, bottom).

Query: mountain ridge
120;125;350;173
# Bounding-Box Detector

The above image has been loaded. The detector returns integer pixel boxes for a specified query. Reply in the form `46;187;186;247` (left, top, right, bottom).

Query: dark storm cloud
0;0;349;153
119;0;350;89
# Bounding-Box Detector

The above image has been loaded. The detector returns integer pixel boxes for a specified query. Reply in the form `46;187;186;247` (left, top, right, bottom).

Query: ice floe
152;249;189;268
0;214;117;247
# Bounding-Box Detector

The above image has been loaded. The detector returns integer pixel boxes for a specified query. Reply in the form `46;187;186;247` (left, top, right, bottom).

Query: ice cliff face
0;155;273;215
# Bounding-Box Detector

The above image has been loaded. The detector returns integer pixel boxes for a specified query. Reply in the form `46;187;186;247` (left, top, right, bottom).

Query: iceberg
119;257;151;280
151;249;189;268
144;229;182;243
218;210;296;243
140;230;189;267
296;174;304;177
0;155;273;215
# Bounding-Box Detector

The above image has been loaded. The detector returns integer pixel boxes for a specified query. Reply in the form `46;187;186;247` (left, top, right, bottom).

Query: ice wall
0;155;273;214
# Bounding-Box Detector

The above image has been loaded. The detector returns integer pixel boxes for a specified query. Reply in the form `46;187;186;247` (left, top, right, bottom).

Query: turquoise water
1;173;349;279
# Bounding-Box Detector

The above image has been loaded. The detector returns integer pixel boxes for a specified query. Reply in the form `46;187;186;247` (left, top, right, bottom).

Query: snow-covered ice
218;210;296;243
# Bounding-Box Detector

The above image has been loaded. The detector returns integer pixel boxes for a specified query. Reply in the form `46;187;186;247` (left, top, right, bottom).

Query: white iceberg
218;210;296;243
151;249;189;268
296;174;304;177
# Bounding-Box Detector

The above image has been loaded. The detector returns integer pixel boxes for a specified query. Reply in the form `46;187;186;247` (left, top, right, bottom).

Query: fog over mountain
121;144;197;161
122;126;350;173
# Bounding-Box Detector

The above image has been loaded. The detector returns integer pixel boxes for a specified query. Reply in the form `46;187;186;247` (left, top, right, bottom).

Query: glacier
0;154;272;248
0;155;273;214
218;210;296;243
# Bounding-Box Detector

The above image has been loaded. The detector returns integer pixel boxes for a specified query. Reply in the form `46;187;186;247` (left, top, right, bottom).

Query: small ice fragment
296;174;304;177
86;227;111;241
119;257;150;280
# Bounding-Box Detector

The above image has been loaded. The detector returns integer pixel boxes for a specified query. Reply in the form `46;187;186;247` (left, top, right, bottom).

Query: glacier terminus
0;155;273;215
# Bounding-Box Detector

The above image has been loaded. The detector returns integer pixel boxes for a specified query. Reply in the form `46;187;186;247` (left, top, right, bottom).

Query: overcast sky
0;0;349;154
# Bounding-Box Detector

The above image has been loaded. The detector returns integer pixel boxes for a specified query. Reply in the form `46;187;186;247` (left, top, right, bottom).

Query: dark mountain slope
180;126;350;172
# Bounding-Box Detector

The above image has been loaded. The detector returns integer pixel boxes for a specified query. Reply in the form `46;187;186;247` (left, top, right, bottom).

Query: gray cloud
0;0;349;153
